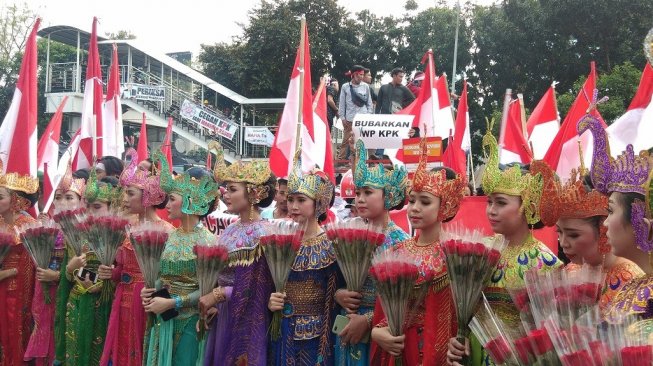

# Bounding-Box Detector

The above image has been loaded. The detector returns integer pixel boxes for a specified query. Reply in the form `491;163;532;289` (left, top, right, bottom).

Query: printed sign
401;137;443;164
121;83;166;101
180;99;238;140
245;127;275;147
352;114;413;148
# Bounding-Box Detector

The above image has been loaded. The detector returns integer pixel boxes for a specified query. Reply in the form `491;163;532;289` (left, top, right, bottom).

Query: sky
13;0;472;56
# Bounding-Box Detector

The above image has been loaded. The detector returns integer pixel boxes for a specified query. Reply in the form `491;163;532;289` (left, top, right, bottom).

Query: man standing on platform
375;67;415;114
337;65;373;160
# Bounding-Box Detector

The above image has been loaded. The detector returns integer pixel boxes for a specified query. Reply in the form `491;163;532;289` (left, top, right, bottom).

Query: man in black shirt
375;67;415;114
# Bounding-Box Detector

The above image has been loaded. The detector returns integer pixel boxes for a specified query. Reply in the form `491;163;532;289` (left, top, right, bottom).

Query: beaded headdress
0;158;39;195
57;162;86;197
85;167;121;204
578;114;653;253
481;119;543;225
287;149;334;218
119;148;166;207
208;141;271;205
154;150;219;216
354;139;407;209
411;138;466;221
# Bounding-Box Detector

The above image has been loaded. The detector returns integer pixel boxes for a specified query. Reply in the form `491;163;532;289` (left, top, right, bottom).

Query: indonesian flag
102;43;125;158
441;81;470;176
500;98;532;164
161;117;173;171
606;63;653;155
270;21;323;177
37;96;68;171
0;18;40;177
543;62;605;181
527;85;559;159
72;17;104;170
311;78;335;182
137;112;149;162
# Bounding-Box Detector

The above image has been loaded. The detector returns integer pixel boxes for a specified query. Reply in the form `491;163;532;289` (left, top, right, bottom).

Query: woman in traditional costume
531;157;644;314
579;114;653;322
201;142;276;366
447;121;562;366
0;160;38;366
141;151;219;366
98;148;171;366
334;139;409;366
371;139;465;365
60;168;119;366
268;156;340;365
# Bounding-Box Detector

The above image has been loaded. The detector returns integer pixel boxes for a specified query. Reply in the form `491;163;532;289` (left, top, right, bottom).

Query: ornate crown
85;167;121;204
0;159;39;194
287;149;334;218
119;148;166;207
154;150;219;216
481;119;543;225
209;141;270;185
354;139;407;209
411;138;465;221
57;162;86;197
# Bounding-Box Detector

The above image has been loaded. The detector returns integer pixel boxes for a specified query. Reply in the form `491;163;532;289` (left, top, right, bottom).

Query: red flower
488;249;501;266
456;242;473;257
621;345;653;366
572;283;602;303
472;242;486;257
513;336;534;364
443;239;457;255
560;350;593;366
511;289;530;312
484;336;512;364
527;329;553;356
589;340;612;365
325;227;337;241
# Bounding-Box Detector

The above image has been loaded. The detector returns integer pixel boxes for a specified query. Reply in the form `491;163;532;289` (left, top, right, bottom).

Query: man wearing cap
375;67;415;114
337;65;373;160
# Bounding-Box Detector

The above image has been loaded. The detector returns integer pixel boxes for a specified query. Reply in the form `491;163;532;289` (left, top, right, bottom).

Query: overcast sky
14;0;475;56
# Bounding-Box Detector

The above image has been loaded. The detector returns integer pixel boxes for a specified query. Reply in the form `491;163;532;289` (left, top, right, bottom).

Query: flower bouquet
441;224;507;365
82;213;129;267
470;294;524;366
129;222;170;324
194;238;229;338
369;250;420;366
0;226;15;265
52;203;87;255
16;218;62;303
259;220;305;341
324;217;385;292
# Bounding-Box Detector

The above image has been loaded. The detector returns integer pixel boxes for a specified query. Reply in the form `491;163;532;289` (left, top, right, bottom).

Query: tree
104;30;136;40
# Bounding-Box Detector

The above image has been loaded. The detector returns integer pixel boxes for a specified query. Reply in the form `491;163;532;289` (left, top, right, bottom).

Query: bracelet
172;295;182;309
365;312;373;328
212;287;226;304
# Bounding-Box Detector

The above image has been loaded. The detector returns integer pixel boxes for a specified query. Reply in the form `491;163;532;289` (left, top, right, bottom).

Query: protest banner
180;99;238;140
245;127;275;147
352;113;413;148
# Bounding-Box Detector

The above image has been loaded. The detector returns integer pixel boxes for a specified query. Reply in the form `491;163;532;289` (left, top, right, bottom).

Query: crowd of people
1;97;652;365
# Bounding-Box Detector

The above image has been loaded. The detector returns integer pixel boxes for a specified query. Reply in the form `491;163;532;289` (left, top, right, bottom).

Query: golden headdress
57;161;86;197
208;141;271;205
287;149;334;218
411;138;466;221
354;139;407;209
481;119;543;225
0;158;39;195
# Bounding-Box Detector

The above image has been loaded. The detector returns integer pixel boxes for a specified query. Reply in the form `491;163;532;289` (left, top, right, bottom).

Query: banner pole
295;17;306;152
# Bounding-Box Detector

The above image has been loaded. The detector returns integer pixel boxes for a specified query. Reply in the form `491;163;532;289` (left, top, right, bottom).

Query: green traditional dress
144;222;211;366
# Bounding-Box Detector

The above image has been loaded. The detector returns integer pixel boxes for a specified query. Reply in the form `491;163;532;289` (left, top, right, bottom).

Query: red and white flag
500;98;532;164
137;113;149;162
442;81;470;176
543;62;605;181
527;85;559;159
270;21;327;177
311;79;335;182
37;96;68;172
0;18;40;178
161;117;173;172
607;62;653;155
103;43;124;158
72;17;104;170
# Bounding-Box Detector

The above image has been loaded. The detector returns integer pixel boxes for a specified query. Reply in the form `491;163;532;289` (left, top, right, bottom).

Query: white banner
245;127;275;147
121;83;166;101
352;114;413;149
180;99;238;140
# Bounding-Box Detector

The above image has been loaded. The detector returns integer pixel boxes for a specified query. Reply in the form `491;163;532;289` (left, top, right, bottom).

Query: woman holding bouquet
371;139;466;366
531;157;644;314
447;121;562;366
141;151;219;366
335;139;409;365
201;142;276;365
267;158;340;365
579;115;653;322
98;148;171;366
58;169;119;366
0;162;38;366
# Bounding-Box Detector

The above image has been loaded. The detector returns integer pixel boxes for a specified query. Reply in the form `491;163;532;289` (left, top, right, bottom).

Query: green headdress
353;139;407;209
154;150;219;216
85;167;121;205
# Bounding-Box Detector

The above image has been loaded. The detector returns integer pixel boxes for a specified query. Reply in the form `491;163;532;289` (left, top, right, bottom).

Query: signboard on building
180;99;238;140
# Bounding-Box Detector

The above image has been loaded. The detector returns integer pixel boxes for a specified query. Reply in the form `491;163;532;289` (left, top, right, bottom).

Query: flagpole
295;17;306;152
517;93;527;141
92;114;97;162
428;49;436;137
450;0;460;95
499;89;512;147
